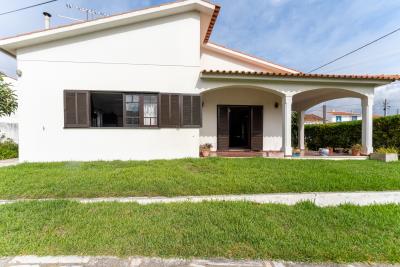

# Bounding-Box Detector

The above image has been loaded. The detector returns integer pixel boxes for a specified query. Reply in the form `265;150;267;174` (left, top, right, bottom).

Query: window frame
122;93;159;128
64;90;201;129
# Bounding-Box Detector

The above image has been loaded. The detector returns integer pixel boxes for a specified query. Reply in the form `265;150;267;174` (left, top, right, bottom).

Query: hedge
0;140;18;160
303;115;400;151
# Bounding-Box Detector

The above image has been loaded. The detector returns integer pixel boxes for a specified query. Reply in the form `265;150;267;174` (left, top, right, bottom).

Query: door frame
217;105;263;151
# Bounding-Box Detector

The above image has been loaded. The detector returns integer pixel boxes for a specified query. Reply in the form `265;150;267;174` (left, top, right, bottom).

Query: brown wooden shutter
217;106;229;150
181;95;202;128
251;106;263;151
64;90;90;128
160;94;180;128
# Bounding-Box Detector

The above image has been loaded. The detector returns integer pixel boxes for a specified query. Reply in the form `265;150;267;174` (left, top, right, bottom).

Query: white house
0;0;398;162
0;72;18;142
327;111;361;123
304;114;324;125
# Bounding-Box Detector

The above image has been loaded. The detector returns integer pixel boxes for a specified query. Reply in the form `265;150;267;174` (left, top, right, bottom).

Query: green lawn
1;201;399;263
0;158;399;199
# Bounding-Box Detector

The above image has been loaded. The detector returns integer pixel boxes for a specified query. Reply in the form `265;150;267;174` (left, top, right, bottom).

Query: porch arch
292;87;366;112
293;87;373;155
200;86;284;152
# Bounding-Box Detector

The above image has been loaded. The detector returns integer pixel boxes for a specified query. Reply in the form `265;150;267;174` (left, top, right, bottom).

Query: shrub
376;147;398;154
304;115;400;151
0;135;18;160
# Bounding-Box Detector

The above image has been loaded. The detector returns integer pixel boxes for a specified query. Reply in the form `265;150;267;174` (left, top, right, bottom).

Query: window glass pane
144;117;157;126
126;94;139;103
144;95;157;103
126;102;139;117
127;117;139;126
91;92;123;127
144;103;157;117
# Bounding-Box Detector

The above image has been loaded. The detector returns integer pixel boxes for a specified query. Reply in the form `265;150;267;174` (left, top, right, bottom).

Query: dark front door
217;105;263;151
229;107;250;149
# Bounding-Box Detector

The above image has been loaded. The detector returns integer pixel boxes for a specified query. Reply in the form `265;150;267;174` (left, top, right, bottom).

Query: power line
0;0;58;16
307;25;400;73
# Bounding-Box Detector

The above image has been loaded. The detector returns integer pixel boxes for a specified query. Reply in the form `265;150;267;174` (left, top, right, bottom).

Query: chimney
43;12;52;29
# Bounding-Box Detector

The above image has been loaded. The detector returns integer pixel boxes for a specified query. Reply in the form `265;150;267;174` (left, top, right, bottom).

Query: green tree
0;74;17;117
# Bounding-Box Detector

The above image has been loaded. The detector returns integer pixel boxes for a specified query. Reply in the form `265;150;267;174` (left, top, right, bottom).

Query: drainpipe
43;12;52;29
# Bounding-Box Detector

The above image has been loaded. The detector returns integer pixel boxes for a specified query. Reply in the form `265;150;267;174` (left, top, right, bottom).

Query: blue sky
1;0;400;115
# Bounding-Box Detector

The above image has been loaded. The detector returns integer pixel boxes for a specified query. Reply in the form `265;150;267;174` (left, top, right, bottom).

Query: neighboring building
327;111;361;123
0;72;18;142
0;0;398;162
304;114;323;125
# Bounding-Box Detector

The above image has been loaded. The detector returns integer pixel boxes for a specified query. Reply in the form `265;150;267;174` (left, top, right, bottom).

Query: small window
336;116;342;122
352;116;358;121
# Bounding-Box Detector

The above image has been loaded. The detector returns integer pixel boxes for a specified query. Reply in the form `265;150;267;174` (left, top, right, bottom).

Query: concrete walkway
1;191;400;207
0;158;18;168
0;256;398;267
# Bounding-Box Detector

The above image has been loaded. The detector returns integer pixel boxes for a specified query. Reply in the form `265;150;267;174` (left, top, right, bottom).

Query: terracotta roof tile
201;70;400;81
305;114;323;122
328;111;360;116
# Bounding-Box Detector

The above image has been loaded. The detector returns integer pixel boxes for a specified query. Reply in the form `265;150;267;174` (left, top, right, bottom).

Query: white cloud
0;0;399;113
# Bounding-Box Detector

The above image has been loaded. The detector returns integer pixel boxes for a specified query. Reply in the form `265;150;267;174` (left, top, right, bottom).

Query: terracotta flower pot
201;150;210;157
352;149;361;156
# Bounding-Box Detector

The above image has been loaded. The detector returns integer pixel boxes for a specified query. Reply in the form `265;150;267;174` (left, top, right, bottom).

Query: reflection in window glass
143;95;158;126
125;94;140;127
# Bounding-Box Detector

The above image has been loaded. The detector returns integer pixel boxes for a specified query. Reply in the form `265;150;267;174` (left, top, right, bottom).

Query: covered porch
198;71;396;157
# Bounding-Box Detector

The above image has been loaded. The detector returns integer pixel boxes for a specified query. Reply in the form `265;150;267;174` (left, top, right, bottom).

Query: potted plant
292;147;301;157
370;147;398;162
351;144;362;156
200;143;212;157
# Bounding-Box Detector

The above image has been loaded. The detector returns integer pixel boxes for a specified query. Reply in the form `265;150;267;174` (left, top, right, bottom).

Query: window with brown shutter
180;95;202;128
160;94;180;128
64;90;90;128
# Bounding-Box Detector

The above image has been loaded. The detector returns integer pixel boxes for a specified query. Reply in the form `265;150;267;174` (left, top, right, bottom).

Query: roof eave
0;0;217;56
200;72;396;86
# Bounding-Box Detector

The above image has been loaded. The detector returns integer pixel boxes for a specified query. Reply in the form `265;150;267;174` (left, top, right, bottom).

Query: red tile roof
204;5;220;43
201;70;400;81
328;111;360;116
305;114;323;122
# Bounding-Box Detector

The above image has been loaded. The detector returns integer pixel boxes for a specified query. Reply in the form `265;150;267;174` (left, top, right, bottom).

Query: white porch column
362;95;374;155
282;95;293;156
298;111;305;150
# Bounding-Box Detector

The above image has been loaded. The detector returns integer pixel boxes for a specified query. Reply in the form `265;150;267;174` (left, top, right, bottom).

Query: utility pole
323;104;327;124
383;99;390;116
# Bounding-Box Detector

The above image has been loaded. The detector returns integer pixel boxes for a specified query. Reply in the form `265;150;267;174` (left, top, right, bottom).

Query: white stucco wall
17;12;201;162
201;49;268;72
328;114;362;123
200;87;283;151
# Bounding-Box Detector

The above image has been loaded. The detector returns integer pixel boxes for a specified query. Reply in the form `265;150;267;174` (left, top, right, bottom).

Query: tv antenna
66;3;109;21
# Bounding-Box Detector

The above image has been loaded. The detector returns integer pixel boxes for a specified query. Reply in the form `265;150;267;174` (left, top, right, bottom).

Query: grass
0;201;399;263
0;158;400;199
